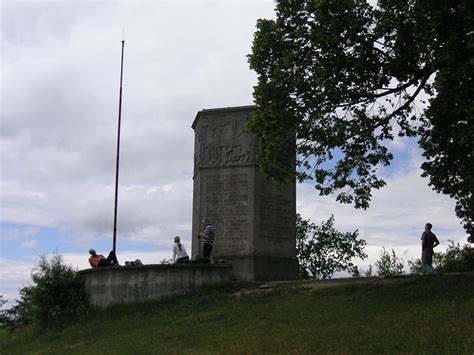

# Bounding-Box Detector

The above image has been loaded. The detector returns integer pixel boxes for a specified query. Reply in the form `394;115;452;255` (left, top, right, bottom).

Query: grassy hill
1;273;473;354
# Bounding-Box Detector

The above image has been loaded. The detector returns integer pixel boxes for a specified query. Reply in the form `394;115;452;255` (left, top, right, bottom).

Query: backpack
125;259;143;267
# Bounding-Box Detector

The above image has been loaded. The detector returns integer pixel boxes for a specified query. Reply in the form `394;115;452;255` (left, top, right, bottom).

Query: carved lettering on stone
204;173;250;255
195;116;255;170
259;182;293;244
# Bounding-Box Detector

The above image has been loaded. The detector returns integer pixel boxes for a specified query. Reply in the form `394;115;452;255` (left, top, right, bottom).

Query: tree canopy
248;0;473;238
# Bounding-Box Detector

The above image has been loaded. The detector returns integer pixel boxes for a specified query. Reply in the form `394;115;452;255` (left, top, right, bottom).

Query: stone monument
191;105;298;281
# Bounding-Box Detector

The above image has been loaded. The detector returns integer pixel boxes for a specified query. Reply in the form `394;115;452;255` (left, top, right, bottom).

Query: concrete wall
78;264;232;308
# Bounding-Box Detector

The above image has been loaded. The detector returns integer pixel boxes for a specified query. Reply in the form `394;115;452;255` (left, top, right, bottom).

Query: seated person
88;249;119;267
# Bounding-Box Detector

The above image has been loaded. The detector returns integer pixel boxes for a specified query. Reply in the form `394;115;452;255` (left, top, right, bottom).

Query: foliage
0;296;7;327
248;0;474;238
408;241;474;274
0;296;17;332
435;241;474;273
362;264;374;278
375;248;405;276
407;258;425;275
296;214;367;279
14;254;88;329
407;253;444;275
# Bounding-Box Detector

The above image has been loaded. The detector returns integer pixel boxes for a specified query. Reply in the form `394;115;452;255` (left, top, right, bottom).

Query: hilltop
1;273;473;354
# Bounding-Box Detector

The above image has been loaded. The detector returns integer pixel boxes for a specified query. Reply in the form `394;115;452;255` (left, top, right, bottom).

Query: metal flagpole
113;37;125;254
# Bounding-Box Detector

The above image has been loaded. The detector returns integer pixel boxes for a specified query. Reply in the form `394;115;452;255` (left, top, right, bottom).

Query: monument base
79;264;232;308
224;255;298;281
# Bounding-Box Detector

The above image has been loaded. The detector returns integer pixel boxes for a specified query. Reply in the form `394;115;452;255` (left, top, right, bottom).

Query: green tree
248;0;474;238
15;254;88;329
296;214;367;279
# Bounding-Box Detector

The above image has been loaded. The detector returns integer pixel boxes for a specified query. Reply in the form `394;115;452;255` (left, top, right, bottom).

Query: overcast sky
0;0;468;307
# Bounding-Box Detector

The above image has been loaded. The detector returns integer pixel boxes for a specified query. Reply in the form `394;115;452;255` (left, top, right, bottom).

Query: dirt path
232;275;429;297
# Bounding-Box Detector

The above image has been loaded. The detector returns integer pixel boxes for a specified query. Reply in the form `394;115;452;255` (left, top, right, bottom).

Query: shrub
296;214;367;279
15;254;88;329
407;258;425;275
375;248;405;277
408;241;474;274
362;264;375;277
436;241;474;273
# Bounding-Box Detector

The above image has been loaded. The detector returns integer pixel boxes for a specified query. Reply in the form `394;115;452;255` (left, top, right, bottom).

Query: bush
15;254;88;329
375;248;405;277
408;241;474;274
407;258;425;275
362;264;375;277
296;214;367;279
436;241;474;273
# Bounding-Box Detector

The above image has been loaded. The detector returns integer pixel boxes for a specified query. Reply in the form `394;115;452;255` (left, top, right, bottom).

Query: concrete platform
78;263;232;308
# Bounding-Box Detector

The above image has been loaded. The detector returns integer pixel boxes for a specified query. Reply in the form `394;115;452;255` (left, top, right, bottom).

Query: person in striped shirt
198;218;216;263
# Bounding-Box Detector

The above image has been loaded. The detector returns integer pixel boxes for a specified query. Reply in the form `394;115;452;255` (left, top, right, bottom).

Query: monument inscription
205;173;249;255
260;184;294;244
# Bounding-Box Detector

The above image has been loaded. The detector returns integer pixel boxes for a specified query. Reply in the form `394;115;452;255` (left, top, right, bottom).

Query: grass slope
1;273;473;354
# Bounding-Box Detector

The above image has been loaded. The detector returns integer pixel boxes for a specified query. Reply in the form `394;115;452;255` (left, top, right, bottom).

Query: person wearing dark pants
421;223;440;274
198;218;216;263
89;249;120;268
203;244;213;261
173;236;190;263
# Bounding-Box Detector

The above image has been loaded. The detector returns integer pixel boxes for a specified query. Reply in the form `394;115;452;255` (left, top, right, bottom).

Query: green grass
1;273;473;354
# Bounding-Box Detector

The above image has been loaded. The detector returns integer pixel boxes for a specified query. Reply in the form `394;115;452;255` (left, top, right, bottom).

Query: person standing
198;218;216;263
173;236;189;263
421;223;440;274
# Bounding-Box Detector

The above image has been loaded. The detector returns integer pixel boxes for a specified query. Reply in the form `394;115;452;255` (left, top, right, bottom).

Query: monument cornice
191;105;256;129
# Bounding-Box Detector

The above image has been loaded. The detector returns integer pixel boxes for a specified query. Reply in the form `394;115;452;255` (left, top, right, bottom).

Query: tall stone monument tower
191;105;297;281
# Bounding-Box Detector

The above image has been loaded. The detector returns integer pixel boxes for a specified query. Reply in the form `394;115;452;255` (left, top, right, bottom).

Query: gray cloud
1;1;275;244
